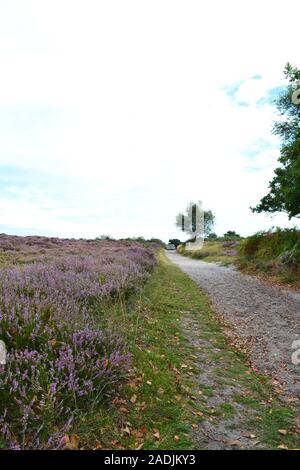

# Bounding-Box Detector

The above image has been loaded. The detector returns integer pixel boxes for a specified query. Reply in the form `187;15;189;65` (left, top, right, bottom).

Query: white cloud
0;0;299;241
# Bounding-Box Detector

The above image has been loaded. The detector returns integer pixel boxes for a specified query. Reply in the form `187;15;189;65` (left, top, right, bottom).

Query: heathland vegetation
0;235;155;449
0;65;299;450
177;228;300;287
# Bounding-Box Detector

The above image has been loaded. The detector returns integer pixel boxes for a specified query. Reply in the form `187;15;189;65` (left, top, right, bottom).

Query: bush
238;228;300;281
239;228;300;259
206;233;218;240
223;231;241;240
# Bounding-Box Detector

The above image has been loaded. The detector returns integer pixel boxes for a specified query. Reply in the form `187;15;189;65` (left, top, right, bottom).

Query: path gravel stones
166;251;300;403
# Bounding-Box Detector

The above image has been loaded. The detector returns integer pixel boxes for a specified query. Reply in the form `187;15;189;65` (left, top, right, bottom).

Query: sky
0;0;299;242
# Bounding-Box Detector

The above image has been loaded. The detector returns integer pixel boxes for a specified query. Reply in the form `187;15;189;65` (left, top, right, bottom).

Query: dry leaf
130;394;137;404
65;434;80;450
278;429;288;435
120;406;129;413
93;442;103;450
243;432;256;439
128;381;138;389
135;442;144;450
227;439;241;447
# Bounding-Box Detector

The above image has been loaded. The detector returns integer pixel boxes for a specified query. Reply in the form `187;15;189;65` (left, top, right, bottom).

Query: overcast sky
0;0;299;241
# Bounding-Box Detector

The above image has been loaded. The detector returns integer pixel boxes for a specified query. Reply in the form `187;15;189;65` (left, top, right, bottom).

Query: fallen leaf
128;381;138;389
120;406;129;413
227;439;241;447
65;434;80;450
278;444;289;450
93;442;103;450
130;394;137;404
135;442;144;450
278;429;288;436
243;432;256;439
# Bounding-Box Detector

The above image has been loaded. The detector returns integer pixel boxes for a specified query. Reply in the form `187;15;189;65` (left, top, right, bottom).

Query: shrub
239;228;300;259
238;228;300;281
0;238;156;448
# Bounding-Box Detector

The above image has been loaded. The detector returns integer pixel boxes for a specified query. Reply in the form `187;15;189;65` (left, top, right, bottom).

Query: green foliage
252;64;300;219
168;239;183;248
238;228;300;283
239;228;300;259
203;210;215;237
223;230;241;240
206;232;218;240
120;237;166;247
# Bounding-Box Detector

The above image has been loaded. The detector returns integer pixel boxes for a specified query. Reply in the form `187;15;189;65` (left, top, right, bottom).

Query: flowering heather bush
0;236;156;449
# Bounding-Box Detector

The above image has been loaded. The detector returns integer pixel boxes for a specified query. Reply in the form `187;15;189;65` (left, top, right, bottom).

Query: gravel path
166;251;300;402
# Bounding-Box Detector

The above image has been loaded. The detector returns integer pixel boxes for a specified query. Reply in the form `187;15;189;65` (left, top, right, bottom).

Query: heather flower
0;237;155;449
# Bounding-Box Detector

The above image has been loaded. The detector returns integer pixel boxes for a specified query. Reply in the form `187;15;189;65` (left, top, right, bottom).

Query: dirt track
166;251;300;405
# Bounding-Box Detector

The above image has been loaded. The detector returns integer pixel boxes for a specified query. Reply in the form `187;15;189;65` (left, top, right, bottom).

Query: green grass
178;241;237;265
72;251;300;449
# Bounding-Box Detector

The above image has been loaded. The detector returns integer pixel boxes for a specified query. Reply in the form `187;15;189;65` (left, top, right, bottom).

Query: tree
252;64;300;219
223;230;241;239
96;235;111;240
207;232;218;240
175;202;215;238
203;210;215;237
168;238;182;247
